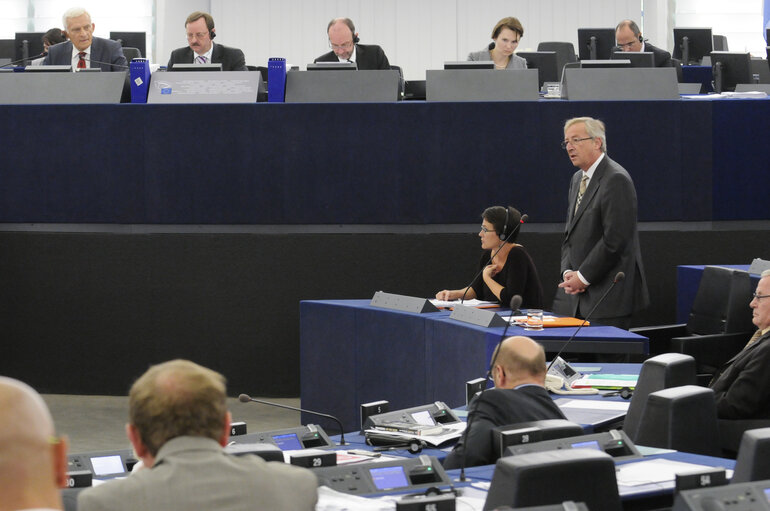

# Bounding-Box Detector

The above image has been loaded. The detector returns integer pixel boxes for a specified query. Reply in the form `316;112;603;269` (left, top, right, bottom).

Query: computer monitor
169;63;223;71
580;59;631;69
0;39;14;59
611;51;655;67
306;62;356;71
517;51;558;88
14;32;45;63
444;61;494;70
711;52;752;93
577;28;616;60
673;28;713;65
109;31;146;59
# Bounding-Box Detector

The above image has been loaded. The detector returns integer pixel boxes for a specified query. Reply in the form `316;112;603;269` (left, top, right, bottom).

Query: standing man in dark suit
615;19;673;68
314;18;390;70
443;336;566;469
710;270;770;419
552;117;649;329
167;12;246;71
43;7;127;71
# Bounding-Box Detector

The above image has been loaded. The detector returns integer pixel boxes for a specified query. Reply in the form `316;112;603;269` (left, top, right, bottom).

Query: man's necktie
195;55;207;64
77;52;86;69
744;329;764;349
574;175;588;215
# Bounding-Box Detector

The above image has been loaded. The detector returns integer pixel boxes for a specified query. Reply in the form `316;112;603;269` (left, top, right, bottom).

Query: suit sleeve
714;343;770;419
230;48;247;71
560;174;579;275
376;46;390;70
443;395;498;469
578;170;637;284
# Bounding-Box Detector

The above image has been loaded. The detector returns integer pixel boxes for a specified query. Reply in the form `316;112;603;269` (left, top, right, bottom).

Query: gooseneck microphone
82;56;130;70
238;393;346;446
0;51;48;69
457;294;522;482
546;271;625;372
459;214;529;304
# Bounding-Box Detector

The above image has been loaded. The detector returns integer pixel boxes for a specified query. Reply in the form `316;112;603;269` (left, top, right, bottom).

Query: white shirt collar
582;152;605;180
194;42;214;63
337;45;357;64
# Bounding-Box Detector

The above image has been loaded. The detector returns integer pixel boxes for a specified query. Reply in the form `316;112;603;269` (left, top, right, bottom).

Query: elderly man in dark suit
167;11;246;71
615;19;673;68
314;18;390;70
710;269;770;419
43;7;126;71
552;117;649;329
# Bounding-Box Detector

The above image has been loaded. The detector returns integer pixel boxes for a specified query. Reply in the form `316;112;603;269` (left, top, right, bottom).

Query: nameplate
564;67;680;100
290;450;337;468
285;69;400;103
66;470;93;488
675;467;727;492
230;421;247;436
449;303;507;327
396;492;456;511
426;69;539;101
0;71;126;104
370;291;439;314
147;71;262;104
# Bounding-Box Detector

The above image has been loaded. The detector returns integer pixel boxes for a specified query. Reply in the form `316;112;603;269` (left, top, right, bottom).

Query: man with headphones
167;11;247;71
314;18;391;70
615;19;674;68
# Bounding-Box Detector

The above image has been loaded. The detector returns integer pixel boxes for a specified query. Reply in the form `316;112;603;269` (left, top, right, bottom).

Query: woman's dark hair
482;205;522;243
42;28;67;46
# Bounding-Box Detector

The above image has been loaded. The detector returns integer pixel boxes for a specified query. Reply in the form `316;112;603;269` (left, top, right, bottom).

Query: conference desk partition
299;299;647;432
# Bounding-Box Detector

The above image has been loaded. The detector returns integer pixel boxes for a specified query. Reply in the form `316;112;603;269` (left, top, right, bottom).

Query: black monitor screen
517;51;558;88
577;28;616;60
711;52;752;93
110;31;146;59
444;61;494;70
271;433;303;450
369;465;409;490
571;440;601;451
673;28;713;65
611;51;655;67
306;62;356;71
14;32;45;62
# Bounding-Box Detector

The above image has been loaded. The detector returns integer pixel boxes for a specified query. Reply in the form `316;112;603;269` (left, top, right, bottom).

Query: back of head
43;28;67;46
0;377;62;509
494;336;547;386
130;359;227;456
482;205;522;243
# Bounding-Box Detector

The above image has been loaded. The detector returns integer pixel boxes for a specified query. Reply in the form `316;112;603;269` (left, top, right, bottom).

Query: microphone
238;393;347;446
546;271;625;372
457;294;521;482
82;56;130;70
0;51;48;69
459;214;528;304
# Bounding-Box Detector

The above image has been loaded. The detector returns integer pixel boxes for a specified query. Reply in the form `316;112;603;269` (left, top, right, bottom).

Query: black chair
634;385;721;456
732;427;770;482
631;266;754;383
491;419;583;461
713;35;729;51
537;42;578;79
672;57;684;82
720;418;770;455
121;47;142;62
623;353;696;442
390;65;405;98
484;449;622;511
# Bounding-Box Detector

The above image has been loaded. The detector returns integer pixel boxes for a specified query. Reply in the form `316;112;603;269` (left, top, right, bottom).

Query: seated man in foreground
709;269;770;419
443;336;566;469
78;359;318;511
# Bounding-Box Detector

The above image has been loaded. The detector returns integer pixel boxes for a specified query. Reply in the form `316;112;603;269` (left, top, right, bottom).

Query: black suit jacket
42;37;127;71
645;42;674;68
314;44;390;70
552;155;649;320
443;386;566;469
710;331;770;419
167;43;247;71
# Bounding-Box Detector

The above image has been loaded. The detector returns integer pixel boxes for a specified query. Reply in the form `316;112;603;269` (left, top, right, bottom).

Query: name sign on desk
284;69;400;103
370;291;439;314
563;67;679;100
0;71;126;104
148;71;262;103
449;303;507;327
426;69;539;101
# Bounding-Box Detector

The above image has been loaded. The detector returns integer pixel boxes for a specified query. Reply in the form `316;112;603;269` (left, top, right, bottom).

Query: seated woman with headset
467;17;527;70
435;206;543;308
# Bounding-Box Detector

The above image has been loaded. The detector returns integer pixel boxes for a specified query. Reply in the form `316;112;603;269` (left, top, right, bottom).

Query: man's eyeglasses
480;225;493;233
186;32;209;40
616;40;637;49
561;137;593;149
330;41;354;51
752;292;770;301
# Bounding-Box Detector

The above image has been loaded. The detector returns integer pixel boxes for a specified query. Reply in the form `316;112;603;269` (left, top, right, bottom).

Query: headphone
210;29;216;39
602;387;633;400
372;439;425;454
499;207;511;241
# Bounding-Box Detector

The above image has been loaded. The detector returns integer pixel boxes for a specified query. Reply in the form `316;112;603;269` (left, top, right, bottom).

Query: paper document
555;398;630;412
430;299;498;309
365;421;465;447
617;458;731;487
571;374;638;389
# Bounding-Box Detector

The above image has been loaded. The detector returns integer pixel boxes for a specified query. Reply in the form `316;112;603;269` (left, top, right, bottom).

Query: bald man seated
0;377;69;511
443;336;566;469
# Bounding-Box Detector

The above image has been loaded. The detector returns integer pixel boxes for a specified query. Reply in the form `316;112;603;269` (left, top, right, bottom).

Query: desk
676;265;757;323
300;300;647;432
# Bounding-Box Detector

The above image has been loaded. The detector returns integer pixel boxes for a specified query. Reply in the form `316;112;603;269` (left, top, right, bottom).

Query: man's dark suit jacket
167;43;247;71
552;155;649;321
43;37;127;71
645;43;674;68
710;331;770;419
442;386;566;469
314;44;390;70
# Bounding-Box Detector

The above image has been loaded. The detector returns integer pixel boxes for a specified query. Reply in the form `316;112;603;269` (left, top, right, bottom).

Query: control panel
505;429;641;461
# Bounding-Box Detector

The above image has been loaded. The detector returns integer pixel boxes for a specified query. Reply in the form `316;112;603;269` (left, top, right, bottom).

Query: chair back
624;353;696;441
121;47;142;62
687;266;753;335
732;427;770;482
713;35;729;51
537;41;577;79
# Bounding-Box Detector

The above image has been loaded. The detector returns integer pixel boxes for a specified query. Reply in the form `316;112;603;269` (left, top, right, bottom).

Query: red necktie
77;52;86;69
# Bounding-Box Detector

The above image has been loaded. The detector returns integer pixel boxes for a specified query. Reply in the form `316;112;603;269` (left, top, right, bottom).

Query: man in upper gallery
43;7;127;71
167;11;247;71
614;19;674;67
314;17;391;70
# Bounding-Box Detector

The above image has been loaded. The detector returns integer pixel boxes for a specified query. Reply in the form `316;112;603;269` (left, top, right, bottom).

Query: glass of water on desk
525;309;543;330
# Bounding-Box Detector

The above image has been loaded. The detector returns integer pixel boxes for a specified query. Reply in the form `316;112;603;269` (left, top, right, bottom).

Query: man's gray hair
62;7;90;29
564;116;607;153
761;269;770;278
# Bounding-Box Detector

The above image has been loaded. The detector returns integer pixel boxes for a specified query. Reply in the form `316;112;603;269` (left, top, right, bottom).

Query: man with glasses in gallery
167;11;246;71
552;116;649;330
314;18;390;70
709;269;770;419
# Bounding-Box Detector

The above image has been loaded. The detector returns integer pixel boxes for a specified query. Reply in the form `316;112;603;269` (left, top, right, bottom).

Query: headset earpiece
638;34;643;43
499;207;511;241
353;33;360;44
210;30;216;39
